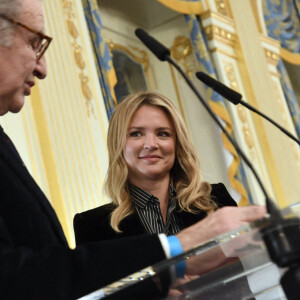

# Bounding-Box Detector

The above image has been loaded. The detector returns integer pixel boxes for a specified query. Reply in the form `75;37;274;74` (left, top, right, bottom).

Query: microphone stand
194;71;300;299
165;55;278;216
195;71;300;145
165;56;300;300
135;28;300;299
237;99;300;145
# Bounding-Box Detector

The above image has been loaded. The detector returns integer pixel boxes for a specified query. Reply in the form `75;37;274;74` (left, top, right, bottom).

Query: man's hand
176;206;266;275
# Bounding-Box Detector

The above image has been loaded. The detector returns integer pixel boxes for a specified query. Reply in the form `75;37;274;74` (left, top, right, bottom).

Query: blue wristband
167;235;186;278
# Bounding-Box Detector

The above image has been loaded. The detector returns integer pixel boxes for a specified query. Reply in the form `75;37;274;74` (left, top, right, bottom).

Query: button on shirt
129;183;184;236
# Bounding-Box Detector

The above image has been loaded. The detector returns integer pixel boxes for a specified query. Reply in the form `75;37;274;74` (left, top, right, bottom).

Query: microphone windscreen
135;28;170;61
196;72;242;104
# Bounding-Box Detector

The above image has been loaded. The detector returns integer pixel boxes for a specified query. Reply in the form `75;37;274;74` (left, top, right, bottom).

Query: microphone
135;28;300;300
196;71;300;145
135;28;170;61
196;71;242;104
135;27;279;217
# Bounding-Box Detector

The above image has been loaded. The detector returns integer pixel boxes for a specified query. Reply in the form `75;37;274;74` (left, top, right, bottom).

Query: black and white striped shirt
129;183;184;236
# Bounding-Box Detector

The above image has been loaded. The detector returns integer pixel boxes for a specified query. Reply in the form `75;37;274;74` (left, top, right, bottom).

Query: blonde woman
74;92;237;244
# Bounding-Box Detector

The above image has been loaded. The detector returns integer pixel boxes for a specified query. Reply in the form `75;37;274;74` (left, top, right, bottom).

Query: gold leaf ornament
74;44;85;70
67;19;79;39
80;74;92;101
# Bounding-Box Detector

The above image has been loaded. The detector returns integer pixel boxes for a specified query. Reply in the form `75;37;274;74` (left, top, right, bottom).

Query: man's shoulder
210;183;237;207
74;203;116;222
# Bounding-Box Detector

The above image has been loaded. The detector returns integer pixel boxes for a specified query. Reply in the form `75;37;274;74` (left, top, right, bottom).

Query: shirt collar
129;183;177;209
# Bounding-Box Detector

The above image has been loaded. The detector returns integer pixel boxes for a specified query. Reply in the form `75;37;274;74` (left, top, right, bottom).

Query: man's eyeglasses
0;15;52;61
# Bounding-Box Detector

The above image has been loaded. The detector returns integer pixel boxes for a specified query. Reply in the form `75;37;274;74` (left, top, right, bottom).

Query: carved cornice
204;24;236;46
264;48;280;65
200;10;234;25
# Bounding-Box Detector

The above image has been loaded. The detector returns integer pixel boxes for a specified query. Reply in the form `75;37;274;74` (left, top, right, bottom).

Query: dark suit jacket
74;183;237;245
0;126;166;300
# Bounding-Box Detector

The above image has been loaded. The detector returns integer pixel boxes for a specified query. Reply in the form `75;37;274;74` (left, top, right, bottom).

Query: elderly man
0;0;265;299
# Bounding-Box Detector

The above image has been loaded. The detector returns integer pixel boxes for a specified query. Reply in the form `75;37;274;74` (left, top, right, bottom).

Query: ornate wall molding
215;0;230;17
170;36;195;79
201;10;234;26
224;62;257;161
62;0;96;118
204;24;236;46
280;48;300;65
264;48;280;65
107;40;157;91
108;43;149;69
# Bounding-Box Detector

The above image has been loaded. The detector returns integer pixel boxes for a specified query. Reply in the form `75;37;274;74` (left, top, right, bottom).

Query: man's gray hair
0;0;22;46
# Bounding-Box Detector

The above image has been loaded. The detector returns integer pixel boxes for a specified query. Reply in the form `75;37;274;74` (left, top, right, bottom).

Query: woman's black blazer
74;183;237;245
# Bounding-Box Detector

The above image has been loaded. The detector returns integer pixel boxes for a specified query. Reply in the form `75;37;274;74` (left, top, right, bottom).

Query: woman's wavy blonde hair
105;91;216;232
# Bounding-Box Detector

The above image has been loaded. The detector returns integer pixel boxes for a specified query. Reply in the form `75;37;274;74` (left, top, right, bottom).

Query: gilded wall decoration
264;48;280;66
107;42;150;73
170;36;195;79
224;63;256;160
107;41;156;101
204;24;236;46
215;0;230;17
62;0;96;118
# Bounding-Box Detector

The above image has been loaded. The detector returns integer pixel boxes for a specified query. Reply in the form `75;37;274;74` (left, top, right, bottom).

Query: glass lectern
79;203;300;300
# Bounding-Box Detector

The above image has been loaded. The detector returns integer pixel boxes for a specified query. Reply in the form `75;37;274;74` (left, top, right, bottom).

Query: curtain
263;0;300;137
82;0;117;119
184;14;251;205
